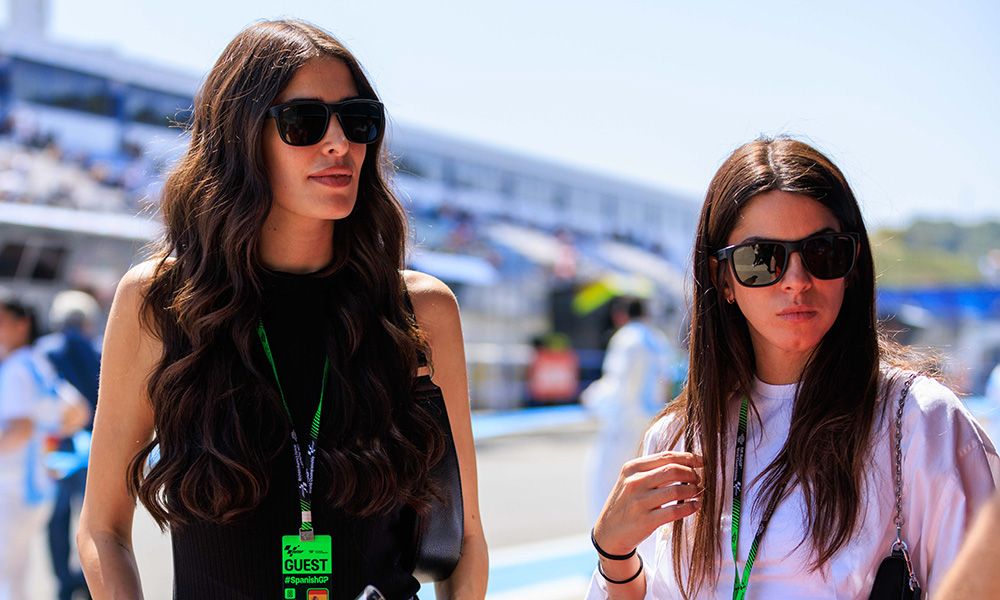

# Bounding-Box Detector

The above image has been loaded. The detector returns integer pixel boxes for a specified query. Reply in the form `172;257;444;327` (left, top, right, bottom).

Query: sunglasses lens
272;101;383;146
336;102;383;144
802;235;856;279
732;242;786;286
276;104;328;146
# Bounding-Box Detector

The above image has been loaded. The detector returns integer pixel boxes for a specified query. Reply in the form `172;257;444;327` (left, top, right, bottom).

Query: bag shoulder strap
400;287;429;370
891;372;921;591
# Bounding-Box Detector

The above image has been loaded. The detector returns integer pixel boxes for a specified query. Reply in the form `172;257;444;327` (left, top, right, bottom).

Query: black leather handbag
410;370;464;582
869;373;922;600
870;549;921;600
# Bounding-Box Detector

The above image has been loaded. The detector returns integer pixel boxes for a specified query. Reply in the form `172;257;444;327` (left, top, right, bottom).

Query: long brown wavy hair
663;137;917;597
128;19;445;527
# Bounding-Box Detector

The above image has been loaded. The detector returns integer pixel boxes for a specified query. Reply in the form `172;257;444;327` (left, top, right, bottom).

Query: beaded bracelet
590;528;636;561
598;553;643;585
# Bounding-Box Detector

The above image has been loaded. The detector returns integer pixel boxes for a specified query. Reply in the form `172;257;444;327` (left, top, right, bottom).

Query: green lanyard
731;396;778;600
257;320;329;542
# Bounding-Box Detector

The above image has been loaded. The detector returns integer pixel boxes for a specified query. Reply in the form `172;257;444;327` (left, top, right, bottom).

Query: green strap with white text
731;396;780;600
258;319;329;541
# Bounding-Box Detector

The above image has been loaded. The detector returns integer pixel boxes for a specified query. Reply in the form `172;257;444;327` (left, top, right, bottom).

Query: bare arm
78;263;160;600
405;271;489;600
936;492;1000;599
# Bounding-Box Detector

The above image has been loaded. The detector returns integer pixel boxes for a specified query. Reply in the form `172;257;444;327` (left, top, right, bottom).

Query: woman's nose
781;251;813;292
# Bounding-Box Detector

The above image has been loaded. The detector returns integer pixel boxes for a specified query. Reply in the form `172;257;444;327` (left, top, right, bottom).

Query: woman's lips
777;308;818;322
309;174;352;188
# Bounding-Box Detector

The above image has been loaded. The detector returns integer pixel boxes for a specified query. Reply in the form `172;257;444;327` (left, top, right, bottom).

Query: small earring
726;296;735;305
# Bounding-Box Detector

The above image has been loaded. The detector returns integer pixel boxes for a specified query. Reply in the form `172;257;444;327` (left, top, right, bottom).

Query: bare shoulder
109;259;170;346
117;259;161;298
402;269;460;337
402;269;457;305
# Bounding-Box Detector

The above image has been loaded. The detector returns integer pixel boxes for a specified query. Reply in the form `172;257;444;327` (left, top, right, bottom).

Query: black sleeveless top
170;269;422;600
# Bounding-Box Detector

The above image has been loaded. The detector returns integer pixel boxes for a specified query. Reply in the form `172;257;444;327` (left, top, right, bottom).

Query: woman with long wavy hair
587;137;998;599
77;19;488;600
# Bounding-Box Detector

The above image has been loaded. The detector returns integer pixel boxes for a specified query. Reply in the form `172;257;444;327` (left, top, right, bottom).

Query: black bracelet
598;553;643;585
591;528;636;560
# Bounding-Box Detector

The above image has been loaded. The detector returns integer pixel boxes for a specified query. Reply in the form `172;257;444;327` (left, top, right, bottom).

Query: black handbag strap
400;288;430;369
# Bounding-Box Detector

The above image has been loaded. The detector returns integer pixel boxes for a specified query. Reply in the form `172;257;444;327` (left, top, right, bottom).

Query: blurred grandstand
0;0;698;409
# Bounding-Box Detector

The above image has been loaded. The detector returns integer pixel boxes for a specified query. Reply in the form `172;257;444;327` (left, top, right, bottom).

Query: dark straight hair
660;137;914;598
0;298;41;345
130;19;445;527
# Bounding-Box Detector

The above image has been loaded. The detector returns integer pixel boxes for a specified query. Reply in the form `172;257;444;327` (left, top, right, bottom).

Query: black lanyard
731;396;780;599
257;320;329;542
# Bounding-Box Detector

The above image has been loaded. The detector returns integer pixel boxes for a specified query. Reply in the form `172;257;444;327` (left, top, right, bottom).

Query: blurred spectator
0;114;152;214
0;298;89;600
987;361;1000;406
525;334;579;406
35;290;103;600
980;249;1000;284
580;296;672;522
553;229;578;281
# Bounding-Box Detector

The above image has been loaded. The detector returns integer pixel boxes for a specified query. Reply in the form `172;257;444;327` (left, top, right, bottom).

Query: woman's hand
56;382;92;436
593;451;704;556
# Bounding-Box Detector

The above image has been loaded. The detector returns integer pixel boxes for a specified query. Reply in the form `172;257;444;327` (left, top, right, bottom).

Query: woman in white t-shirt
0;298;88;600
587;138;1000;599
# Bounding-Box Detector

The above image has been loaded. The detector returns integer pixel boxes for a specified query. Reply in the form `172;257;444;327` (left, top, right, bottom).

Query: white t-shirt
0;347;61;505
586;373;1000;599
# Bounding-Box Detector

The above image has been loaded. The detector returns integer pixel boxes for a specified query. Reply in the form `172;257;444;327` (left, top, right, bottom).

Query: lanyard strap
257;320;329;541
731;396;778;600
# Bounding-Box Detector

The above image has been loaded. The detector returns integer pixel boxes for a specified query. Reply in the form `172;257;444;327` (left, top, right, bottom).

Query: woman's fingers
648;497;701;526
615;453;705;512
607;484;701;540
641;463;702;489
622;451;704;477
594;452;706;554
642;482;702;509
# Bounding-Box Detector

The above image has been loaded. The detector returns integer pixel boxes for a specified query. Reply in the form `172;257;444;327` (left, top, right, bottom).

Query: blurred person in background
0;298;90;600
581;296;671;523
77;19;487;600
525;333;579;407
35;290;103;600
588;138;999;599
986;357;1000;406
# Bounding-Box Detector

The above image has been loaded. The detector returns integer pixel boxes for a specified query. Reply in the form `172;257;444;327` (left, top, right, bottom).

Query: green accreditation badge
281;534;332;600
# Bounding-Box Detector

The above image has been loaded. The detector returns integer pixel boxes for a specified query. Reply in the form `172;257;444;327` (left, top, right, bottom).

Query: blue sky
5;0;999;228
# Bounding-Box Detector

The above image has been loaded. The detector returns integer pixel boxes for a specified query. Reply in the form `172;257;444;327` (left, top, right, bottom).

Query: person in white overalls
582;297;672;522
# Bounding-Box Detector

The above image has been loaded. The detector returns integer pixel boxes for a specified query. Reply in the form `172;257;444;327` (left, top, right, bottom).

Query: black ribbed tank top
169;269;421;600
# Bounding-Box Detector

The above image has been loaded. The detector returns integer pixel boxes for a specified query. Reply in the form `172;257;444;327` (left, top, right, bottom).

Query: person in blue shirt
35;290;102;600
0;297;89;600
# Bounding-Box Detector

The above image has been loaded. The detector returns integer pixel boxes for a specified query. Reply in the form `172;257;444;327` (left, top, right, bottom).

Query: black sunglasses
266;99;385;146
714;232;860;288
